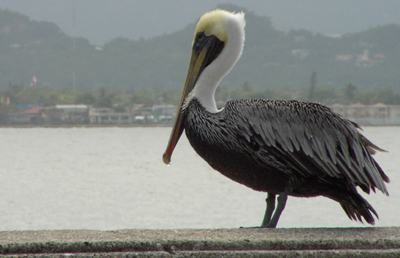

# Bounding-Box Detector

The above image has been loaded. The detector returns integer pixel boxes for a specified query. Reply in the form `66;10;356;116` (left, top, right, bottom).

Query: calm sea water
0;126;398;231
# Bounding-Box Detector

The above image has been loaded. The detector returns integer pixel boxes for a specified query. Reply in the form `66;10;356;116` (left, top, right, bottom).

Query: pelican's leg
261;193;276;227
265;193;288;228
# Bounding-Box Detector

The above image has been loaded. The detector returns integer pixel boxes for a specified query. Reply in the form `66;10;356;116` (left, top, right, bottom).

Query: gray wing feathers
232;100;389;195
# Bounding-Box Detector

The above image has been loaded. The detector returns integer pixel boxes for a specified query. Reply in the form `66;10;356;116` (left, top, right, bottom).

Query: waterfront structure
134;104;177;124
55;105;89;123
89;108;132;124
330;103;400;125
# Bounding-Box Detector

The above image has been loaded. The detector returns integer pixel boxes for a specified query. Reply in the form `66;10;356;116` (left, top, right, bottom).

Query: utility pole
308;71;316;102
72;0;76;94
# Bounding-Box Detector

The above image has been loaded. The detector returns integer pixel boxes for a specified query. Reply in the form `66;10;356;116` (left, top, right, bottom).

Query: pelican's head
189;10;245;110
163;9;245;165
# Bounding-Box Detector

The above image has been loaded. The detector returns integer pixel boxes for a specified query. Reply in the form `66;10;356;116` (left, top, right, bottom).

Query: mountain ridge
0;0;399;46
0;4;399;102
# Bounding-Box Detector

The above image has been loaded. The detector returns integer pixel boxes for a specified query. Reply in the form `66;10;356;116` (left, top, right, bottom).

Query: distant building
8;106;48;124
291;49;309;59
55;104;89;123
134;104;177;124
335;49;385;67
329;103;400;125
335;54;353;62
151;104;177;123
89;108;132;124
56;104;88;112
8;112;32;123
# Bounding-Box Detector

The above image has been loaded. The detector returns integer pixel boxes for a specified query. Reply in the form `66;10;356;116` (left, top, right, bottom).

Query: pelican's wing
228;99;389;195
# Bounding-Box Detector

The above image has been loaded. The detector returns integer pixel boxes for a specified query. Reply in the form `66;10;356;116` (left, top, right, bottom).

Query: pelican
163;9;390;228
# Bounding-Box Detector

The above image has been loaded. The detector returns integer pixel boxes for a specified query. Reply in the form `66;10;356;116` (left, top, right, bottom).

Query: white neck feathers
192;11;245;113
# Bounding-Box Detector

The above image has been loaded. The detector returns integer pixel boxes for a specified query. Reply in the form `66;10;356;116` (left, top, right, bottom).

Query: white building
89;108;132;124
329;103;400;125
55;104;89;122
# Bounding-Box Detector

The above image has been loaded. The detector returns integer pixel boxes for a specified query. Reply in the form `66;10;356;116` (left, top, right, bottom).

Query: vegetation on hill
0;4;400;108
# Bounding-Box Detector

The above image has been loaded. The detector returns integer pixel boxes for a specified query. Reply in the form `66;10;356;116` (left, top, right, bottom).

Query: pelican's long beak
162;33;224;165
162;48;208;165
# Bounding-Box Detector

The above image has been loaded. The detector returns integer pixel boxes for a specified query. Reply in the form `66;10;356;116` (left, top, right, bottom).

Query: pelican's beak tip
162;153;171;165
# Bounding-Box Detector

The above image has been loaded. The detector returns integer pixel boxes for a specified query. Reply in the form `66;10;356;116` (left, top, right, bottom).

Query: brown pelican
163;9;390;228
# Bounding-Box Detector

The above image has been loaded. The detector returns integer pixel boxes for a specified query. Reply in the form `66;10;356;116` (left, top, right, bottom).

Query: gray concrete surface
0;227;399;257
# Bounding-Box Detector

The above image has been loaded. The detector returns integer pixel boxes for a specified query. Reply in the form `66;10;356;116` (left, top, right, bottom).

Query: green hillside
1;4;400;105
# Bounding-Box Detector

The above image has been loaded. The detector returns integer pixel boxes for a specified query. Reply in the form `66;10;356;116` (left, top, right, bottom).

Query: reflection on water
0;127;398;230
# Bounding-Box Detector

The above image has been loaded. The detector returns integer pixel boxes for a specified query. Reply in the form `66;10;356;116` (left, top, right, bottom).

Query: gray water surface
0;127;398;230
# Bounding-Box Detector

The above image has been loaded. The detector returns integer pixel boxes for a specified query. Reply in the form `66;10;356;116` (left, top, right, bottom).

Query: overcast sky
1;0;400;46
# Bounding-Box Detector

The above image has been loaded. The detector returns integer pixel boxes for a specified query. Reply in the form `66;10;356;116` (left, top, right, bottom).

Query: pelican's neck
191;72;220;113
191;12;245;113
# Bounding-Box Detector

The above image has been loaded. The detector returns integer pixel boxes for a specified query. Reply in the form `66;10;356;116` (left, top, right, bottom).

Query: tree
95;88;114;108
16;87;41;105
4;82;24;104
344;83;357;104
130;89;155;107
161;89;180;105
75;92;96;105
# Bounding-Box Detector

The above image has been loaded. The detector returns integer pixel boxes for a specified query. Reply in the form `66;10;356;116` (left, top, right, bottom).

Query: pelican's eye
196;32;205;42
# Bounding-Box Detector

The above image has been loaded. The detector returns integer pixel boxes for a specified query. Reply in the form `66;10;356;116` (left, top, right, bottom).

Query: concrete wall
0;227;399;257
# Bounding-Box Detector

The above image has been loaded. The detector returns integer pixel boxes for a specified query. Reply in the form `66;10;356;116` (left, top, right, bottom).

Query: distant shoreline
0;123;397;128
0;124;173;128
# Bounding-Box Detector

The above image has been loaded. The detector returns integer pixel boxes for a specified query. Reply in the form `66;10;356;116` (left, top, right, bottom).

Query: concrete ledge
0;227;399;257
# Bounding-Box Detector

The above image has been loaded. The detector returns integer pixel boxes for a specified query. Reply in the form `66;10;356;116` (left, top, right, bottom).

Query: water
0;126;398;231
